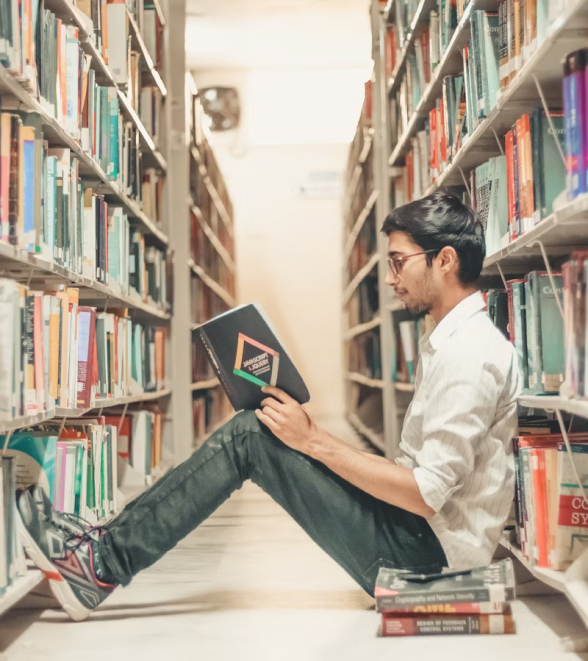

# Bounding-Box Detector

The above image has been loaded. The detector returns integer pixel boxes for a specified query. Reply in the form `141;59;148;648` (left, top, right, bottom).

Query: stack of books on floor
375;559;516;636
0;456;28;595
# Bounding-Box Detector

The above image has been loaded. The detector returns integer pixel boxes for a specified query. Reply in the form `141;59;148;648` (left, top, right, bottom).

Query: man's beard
404;270;437;314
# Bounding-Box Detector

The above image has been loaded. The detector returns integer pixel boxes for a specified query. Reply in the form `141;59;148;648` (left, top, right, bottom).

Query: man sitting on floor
17;191;521;621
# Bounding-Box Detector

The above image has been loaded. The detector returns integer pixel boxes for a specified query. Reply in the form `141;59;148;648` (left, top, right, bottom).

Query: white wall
192;68;366;421
211;142;348;421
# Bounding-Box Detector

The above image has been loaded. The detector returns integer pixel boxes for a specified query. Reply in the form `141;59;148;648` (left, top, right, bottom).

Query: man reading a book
18;191;521;621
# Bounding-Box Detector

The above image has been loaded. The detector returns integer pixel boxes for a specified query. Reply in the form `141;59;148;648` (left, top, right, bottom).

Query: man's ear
437;246;459;275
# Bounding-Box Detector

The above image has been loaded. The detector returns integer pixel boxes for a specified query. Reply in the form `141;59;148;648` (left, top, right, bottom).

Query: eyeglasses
387;249;439;278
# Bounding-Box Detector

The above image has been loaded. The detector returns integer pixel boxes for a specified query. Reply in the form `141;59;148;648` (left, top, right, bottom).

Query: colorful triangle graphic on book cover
233;333;279;387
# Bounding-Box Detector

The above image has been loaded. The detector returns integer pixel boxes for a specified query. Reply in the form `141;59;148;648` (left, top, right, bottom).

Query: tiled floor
1;421;588;660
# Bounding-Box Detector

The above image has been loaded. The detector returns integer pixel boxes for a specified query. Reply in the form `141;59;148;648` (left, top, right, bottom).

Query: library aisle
0;424;587;660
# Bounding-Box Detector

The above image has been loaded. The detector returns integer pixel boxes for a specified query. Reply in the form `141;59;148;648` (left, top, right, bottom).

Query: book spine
531;448;549;567
197;328;240;411
376;586;516;610
381;614;515;636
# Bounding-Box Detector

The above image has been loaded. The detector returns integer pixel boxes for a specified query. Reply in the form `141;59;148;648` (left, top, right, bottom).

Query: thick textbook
375;559;516;610
196;304;310;411
381;612;515;636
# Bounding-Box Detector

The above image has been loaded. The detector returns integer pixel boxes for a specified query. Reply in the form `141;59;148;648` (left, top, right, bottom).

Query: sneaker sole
17;514;92;622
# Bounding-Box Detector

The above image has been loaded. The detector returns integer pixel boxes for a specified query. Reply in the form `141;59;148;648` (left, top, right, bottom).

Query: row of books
0;456;27;595
0;0;164;147
393;315;434;384
512;424;588;570
349;208;377;281
346;154;375;233
348;274;379;328
191;209;235;296
0;111;169;307
0;279;166;420
375;559;516;636
349;328;382;381
191;277;230;327
472;108;566;252
193;389;232;443
1;409;164;523
344;105;372;189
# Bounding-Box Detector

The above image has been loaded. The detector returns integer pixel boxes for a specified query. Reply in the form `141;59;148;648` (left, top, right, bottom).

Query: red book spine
531;447;550;567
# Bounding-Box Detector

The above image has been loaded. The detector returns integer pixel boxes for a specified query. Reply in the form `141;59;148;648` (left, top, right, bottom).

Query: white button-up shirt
395;291;522;569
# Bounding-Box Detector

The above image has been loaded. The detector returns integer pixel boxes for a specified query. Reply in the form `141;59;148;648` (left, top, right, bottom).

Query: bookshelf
0;0;235;614
186;76;237;449
361;0;588;635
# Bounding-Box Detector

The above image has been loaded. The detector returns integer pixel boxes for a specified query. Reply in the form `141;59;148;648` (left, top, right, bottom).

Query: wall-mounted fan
199;87;241;131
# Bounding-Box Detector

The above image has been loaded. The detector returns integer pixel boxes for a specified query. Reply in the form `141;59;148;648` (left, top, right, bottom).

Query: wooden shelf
190;147;234;238
499;534;566;593
54;388;172;418
190;204;236;273
0;243;170;321
191;378;220;391
518;394;588;419
344;132;374;208
346;372;385;389
0;65;168;247
0;410;57;434
342;253;380;306
482;193;588;276
419;0;588;191
0;570;44;617
127;10;167;97
394;382;415;392
188;259;236;307
343;190;379;262
345;316;382;341
386;0;438;98
347;412;385;453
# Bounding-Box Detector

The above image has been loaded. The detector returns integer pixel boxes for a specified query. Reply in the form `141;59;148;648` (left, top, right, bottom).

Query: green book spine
73;443;83;516
525;275;542;393
471;12;485;119
512;281;529;389
538;273;564;392
530;107;543;224
86;437;95;510
482;12;500;115
108;93;119;180
541;109;565;220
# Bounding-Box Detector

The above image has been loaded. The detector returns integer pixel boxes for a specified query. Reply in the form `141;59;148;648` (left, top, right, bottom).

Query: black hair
381;191;485;285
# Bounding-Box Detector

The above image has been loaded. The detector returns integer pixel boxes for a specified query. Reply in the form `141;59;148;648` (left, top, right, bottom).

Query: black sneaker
17;489;116;622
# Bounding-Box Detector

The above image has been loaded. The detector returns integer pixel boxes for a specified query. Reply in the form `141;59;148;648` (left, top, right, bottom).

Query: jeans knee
227;410;262;436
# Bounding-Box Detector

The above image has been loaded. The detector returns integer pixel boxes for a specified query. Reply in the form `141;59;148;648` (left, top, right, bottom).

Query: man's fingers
261;406;285;425
260;397;283;411
255;408;279;431
261;386;291;404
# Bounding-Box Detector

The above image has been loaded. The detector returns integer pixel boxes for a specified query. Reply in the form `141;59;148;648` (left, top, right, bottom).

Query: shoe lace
51;511;107;554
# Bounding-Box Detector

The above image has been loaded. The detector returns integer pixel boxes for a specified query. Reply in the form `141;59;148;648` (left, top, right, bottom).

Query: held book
196;303;310;411
375;559;516;610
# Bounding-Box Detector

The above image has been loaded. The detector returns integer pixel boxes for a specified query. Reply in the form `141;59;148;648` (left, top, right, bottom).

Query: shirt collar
420;291;486;352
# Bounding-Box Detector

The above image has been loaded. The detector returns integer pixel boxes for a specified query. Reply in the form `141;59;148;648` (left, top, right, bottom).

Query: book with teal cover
1;434;57;502
108;92;119;180
511;280;529;389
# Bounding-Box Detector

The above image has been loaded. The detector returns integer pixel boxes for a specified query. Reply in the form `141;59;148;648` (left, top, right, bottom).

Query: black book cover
197;303;310;411
375;559;516;611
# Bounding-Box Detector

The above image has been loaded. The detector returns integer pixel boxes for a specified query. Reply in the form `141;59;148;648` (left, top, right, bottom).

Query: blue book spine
563;50;588;199
23;135;35;252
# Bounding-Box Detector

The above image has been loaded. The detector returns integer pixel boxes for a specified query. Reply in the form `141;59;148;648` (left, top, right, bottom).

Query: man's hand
255;386;317;455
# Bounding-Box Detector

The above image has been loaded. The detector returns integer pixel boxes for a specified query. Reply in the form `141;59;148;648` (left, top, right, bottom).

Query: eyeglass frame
386;249;440;277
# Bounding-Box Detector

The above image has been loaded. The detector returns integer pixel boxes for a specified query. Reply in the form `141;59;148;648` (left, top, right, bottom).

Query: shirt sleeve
413;356;499;514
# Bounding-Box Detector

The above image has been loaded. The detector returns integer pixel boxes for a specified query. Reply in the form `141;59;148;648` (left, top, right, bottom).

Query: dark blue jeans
98;411;447;595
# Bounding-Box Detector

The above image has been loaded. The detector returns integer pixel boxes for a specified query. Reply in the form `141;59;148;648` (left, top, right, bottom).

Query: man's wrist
308;426;336;462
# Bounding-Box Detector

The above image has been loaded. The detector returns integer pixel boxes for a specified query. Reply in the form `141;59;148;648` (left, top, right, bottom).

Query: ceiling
185;0;372;70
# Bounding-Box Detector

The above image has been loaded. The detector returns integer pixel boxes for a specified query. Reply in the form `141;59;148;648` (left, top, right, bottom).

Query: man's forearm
308;427;436;520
